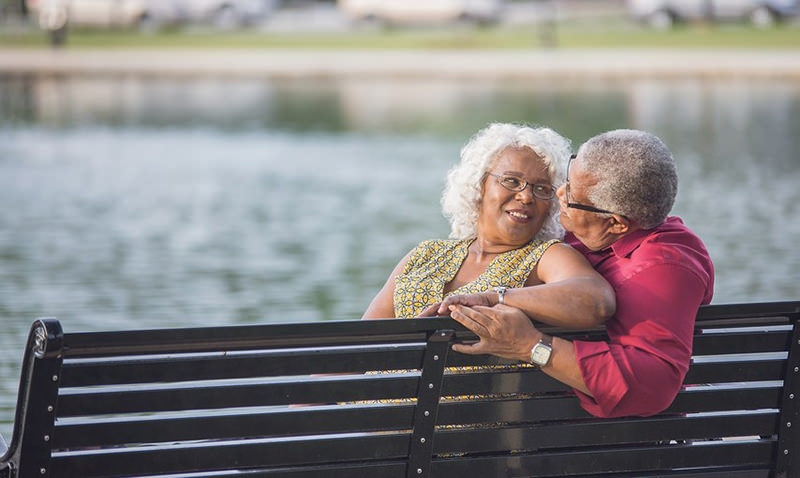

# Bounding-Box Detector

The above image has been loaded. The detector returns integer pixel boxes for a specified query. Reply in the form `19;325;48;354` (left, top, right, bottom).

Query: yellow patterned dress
393;238;559;319
389;237;559;440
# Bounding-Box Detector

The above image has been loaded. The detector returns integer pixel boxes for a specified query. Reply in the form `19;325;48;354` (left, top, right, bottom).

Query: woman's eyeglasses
488;173;556;200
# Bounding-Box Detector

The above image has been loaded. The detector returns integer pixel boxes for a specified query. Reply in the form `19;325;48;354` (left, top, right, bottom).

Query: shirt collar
608;227;653;258
610;216;684;257
565;223;659;259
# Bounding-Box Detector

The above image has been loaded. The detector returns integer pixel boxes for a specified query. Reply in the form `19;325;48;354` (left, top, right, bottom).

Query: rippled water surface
0;75;799;436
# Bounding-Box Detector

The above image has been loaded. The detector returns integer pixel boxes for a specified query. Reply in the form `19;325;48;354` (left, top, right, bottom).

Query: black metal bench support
407;329;454;478
776;316;800;478
6;319;63;478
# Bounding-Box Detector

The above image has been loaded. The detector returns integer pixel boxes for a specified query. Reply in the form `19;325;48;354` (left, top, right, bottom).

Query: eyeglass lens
492;174;555;200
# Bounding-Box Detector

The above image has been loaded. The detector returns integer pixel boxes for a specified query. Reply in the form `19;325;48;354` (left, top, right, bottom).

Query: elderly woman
363;123;614;328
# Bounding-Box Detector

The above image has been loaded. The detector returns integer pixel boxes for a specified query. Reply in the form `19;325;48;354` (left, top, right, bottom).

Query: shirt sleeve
572;263;709;418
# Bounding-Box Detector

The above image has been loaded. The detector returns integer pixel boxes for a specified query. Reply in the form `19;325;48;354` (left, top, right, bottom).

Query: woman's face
476;147;553;248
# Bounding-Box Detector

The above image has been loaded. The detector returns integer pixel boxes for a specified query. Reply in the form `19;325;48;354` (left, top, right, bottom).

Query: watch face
531;343;552;366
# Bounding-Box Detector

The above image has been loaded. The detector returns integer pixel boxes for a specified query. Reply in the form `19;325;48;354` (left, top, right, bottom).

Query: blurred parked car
627;0;800;29
27;0;276;33
174;0;277;30
26;0;181;32
337;0;502;25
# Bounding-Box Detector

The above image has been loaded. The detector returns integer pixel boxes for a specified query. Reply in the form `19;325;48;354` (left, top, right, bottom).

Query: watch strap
539;333;553;348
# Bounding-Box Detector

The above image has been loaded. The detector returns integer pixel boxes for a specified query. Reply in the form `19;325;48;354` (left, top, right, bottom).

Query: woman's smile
506;208;533;223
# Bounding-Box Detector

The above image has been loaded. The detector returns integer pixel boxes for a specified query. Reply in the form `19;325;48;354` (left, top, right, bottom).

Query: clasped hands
419;292;541;363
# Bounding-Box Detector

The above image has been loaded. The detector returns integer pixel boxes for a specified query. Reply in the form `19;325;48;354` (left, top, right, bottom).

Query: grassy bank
2;22;800;50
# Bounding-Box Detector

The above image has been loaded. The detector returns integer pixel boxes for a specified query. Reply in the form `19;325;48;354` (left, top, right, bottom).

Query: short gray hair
441;123;571;240
578;129;677;229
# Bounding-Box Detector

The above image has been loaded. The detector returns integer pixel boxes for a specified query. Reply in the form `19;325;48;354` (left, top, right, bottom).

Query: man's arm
451;262;710;418
449;303;592;396
572;263;708;417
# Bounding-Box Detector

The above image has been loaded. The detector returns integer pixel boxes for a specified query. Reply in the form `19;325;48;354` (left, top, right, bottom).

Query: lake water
0;74;799;437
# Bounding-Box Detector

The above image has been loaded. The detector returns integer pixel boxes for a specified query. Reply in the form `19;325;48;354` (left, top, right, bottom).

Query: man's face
556;158;616;251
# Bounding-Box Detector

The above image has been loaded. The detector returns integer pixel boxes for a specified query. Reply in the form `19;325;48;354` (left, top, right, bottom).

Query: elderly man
436;129;714;418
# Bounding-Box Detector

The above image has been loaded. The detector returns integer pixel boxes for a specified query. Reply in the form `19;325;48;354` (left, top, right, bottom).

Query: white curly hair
441;123;571;241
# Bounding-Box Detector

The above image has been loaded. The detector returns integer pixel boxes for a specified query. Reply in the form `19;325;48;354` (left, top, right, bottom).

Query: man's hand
449;304;541;362
417;292;495;317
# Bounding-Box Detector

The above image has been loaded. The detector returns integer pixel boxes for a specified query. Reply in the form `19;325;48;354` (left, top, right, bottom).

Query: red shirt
567;216;714;418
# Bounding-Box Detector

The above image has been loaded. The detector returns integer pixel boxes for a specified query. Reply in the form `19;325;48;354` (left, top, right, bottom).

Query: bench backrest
1;301;799;478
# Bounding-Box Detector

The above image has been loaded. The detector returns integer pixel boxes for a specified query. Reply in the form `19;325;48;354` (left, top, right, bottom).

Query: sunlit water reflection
0;74;798;437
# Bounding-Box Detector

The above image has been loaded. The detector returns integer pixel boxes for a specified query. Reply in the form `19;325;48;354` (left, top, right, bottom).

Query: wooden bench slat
50;433;411;478
692;328;792;355
441;369;571;395
434;412;778;454
536;468;769;478
436;385;785;427
60;318;461;358
444;353;520;367
57;374;418;416
147;461;409;478
430;440;776;477
101;462;410;478
437;396;590;424
102;466;771;478
684;357;786;384
53;404;415;449
667;385;782;414
695;316;793;328
60;344;426;387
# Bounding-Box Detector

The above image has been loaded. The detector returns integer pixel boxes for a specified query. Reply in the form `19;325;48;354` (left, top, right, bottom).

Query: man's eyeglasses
566;154;624;217
488;173;556;200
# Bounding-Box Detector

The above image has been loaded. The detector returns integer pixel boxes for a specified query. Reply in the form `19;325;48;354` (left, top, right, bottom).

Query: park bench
1;301;799;478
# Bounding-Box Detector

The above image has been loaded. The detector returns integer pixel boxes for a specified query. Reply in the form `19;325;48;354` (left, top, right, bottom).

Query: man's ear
608;215;631;235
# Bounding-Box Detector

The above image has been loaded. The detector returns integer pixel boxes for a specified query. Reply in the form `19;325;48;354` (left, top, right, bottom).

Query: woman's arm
361;251;414;319
513;242;615;328
424;243;615;328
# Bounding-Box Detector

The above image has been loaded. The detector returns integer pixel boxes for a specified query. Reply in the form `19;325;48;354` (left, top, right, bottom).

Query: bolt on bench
1;301;799;478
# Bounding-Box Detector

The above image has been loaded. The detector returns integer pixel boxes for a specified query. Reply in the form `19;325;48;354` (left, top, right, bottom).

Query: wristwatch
530;333;553;367
492;286;508;305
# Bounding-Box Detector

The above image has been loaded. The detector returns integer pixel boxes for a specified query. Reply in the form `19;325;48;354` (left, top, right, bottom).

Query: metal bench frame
1;301;799;478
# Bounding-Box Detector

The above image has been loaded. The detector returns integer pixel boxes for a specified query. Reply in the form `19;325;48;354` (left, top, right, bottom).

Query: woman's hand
417;292;495;317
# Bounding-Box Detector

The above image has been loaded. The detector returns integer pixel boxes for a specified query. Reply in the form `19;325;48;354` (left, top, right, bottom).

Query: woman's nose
515;187;534;204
